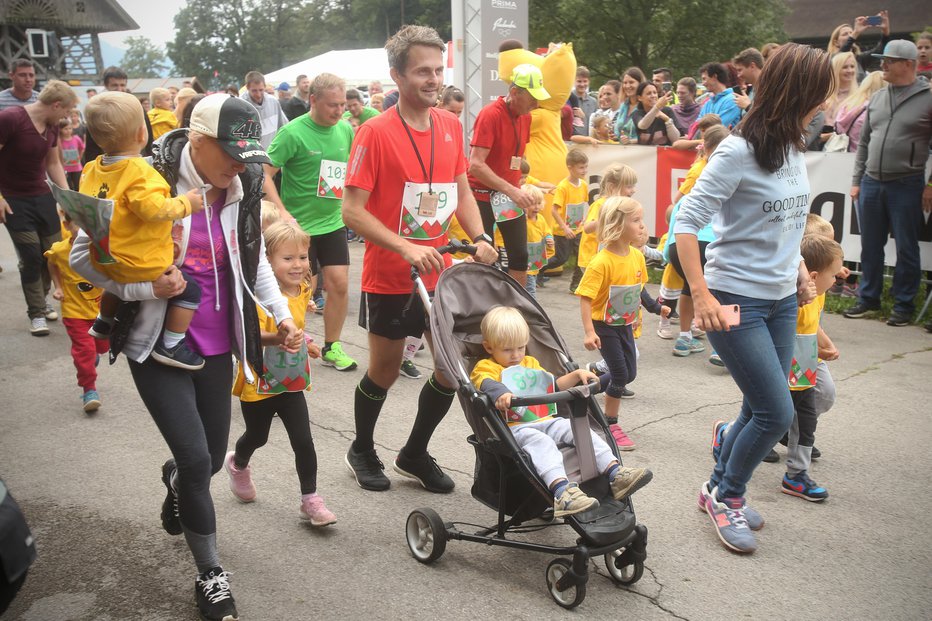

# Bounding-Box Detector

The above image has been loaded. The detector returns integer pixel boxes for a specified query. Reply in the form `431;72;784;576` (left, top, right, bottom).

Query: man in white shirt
240;70;288;148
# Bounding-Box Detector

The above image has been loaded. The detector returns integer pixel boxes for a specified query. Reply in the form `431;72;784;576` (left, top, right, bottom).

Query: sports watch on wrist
472;233;493;245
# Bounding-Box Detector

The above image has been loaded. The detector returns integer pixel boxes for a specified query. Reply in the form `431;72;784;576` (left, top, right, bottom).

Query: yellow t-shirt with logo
789;293;825;392
576;197;604;268
526;215;555;275
551;177;589;237
470;355;553;426
575;247;647;324
44;238;103;320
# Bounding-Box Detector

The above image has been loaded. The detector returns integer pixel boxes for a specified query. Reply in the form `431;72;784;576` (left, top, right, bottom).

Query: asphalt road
1;235;930;620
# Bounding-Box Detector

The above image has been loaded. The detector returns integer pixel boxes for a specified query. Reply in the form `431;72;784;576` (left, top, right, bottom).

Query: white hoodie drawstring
202;185;221;311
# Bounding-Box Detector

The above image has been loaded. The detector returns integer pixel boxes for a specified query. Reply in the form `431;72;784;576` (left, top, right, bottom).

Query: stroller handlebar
510;379;602;408
410;238;478;281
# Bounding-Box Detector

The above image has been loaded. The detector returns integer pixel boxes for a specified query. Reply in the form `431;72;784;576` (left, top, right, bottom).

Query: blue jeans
524;274;537;298
707;291;797;498
857;173;925;315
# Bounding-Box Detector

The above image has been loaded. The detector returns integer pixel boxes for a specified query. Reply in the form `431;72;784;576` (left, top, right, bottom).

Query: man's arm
260;163;288;220
46;145;68;189
468;145;535;209
851;106;872;201
451;172;497;264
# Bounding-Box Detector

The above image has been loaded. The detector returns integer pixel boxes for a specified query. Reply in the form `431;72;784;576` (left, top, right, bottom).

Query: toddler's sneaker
223;451;256;503
704;486;758;553
321;342;358;371
585;360;609;375
610;467;653;501
690;320;706;338
673;336;705;356
609;423;636;451
151;338;205;371
710;420;728;462
698;480;763;530
554;483;599;517
620;387;635;399
781;472;828;502
82;390;101;413
656;316;676;339
88;317;112;339
841;283;859;298
708;352;725;367
300;495;337;527
399;359;422;379
195;567;238;621
43;304;59;321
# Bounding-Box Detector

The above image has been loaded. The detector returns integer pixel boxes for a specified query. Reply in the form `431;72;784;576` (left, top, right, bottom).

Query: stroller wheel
545;558;586;609
604;549;644;585
405;508;447;564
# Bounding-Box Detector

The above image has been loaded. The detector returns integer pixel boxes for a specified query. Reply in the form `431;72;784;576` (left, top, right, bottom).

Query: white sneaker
43;304;59;321
691;320;706;339
656;316;676;339
30;316;49;336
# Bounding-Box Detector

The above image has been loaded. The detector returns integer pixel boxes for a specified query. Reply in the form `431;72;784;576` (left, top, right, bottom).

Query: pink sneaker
300;495;337;527
609;423;636;451
223;451;256;503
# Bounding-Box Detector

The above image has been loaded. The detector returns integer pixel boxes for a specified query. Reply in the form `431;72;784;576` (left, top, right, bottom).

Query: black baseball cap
188;93;270;164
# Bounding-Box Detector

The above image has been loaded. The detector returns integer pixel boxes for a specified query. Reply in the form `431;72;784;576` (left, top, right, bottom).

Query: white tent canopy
265;48;395;91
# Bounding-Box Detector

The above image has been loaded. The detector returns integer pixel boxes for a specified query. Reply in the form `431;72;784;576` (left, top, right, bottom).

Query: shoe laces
718;498;749;529
361;450;385;472
198;570;233;604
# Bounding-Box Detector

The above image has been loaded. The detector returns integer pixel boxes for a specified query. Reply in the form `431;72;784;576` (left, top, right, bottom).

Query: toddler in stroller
470;306;653;517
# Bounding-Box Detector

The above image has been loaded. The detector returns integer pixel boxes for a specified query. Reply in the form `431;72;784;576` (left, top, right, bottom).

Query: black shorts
309;226;349;275
668;241;709;297
358;291;430;340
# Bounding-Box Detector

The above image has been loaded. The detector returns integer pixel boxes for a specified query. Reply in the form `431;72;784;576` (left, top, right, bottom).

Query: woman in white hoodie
72;94;299;621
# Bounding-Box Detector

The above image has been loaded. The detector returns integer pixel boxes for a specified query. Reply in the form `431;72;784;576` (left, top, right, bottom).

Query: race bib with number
501;365;556;423
318;159;346;199
527;240;547;272
490;191;524;222
788;333;818;388
604;284;641;326
565;202;587;231
399;182;458;240
257;341;311;395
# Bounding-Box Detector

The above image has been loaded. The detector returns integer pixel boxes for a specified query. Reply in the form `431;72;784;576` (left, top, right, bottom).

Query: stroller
402;242;648;609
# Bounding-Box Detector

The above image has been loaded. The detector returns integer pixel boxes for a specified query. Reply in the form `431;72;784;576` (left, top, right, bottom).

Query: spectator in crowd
615;67;646;142
732;48;764;114
138;96;150;112
167;86;179;108
180;94;205;129
276;82;291;102
833;71;885;153
589;80;621;139
827;23;855;56
368;80;383;96
370;93;385;112
173;87;197;128
917;32;932;73
85;87;97;99
631;82;680;146
70;108;85;140
652;67;674;100
824;52;858;128
240;70;288;149
845;40;932;327
0;60;38;110
283;74;311;121
381;89;399;110
440;86;465;117
0;80;77;335
342;88;380;126
838;11;892;76
671;77;700;135
697;62;740;128
225;85;239;97
572;65;598;136
147;87;178;140
83;66;153;163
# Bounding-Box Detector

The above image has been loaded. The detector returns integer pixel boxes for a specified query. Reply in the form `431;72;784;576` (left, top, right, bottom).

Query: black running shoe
811;446;821;460
151;338;206;371
843;301;880;319
88;317;113;339
345;445;390;491
762;448;780;463
393;450;455;493
196;567;238;621
886;311;911;327
161;459;182;536
620;388;635;399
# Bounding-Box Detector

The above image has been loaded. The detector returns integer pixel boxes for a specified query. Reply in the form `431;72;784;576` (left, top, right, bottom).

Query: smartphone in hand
721;304;741;327
866;15;882;26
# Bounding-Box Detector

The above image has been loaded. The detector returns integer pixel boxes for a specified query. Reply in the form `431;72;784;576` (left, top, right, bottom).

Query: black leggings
594;320;637;399
668;240;709;297
128;353;233;536
234;392;318;495
477;200;528;272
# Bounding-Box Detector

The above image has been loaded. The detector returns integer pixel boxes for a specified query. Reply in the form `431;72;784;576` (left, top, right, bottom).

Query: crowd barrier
571;144;932;271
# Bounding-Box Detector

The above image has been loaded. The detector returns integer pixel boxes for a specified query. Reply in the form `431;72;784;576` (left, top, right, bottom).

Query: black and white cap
188;93;271;164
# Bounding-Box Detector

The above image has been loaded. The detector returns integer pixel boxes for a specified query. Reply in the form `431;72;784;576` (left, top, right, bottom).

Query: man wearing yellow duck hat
467;63;550;287
495;44;579;278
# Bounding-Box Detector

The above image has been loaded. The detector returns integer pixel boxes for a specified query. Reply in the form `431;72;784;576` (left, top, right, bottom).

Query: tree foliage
529;0;788;82
121;36;171;78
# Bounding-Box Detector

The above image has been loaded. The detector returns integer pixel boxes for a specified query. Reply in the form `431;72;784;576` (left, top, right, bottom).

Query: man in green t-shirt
262;73;358;372
341;89;379;128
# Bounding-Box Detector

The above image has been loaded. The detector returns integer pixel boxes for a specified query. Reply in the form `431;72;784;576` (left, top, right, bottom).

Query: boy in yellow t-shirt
45;212;109;413
470;306;653;517
80;91;205;370
147;87;179;140
520;184;555;298
781;235;843;502
546;149;589;291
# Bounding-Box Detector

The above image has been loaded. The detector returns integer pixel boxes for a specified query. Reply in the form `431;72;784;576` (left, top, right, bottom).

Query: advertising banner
480;0;528;104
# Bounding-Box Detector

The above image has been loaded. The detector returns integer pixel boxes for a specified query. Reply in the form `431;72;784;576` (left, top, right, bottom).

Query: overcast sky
99;0;186;50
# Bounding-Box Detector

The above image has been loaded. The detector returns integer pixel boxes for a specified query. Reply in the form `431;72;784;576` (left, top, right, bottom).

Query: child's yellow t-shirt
575;247;647;326
43;239;103;320
789;293;825;391
79;157;192;282
552;178;589;238
526;215;555;275
148;108;179;140
233;282;312;402
470;355;553;426
445;215;474;261
576;197;604;268
678;156;707;196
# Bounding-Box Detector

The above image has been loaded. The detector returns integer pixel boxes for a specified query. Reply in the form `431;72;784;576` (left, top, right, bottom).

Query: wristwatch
472;233;493;245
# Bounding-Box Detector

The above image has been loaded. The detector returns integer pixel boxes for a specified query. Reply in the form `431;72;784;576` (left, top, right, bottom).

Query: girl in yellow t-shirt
226;221;337;527
577;163;638;275
575;197;648;452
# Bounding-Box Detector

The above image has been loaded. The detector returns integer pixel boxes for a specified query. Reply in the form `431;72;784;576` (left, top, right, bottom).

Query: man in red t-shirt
343;25;496;493
0;80;76;336
467;64;550;286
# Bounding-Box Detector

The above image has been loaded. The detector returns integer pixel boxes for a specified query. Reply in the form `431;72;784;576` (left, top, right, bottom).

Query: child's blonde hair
263;220;310;258
597;196;642;245
591;115;610;137
702;125;729;156
696;113;722;133
805;213;834;239
481;306;529;349
800;234;843;274
260;200;282;230
599;163;637;198
149;87;171;108
520;183;544;208
84;91;144;153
